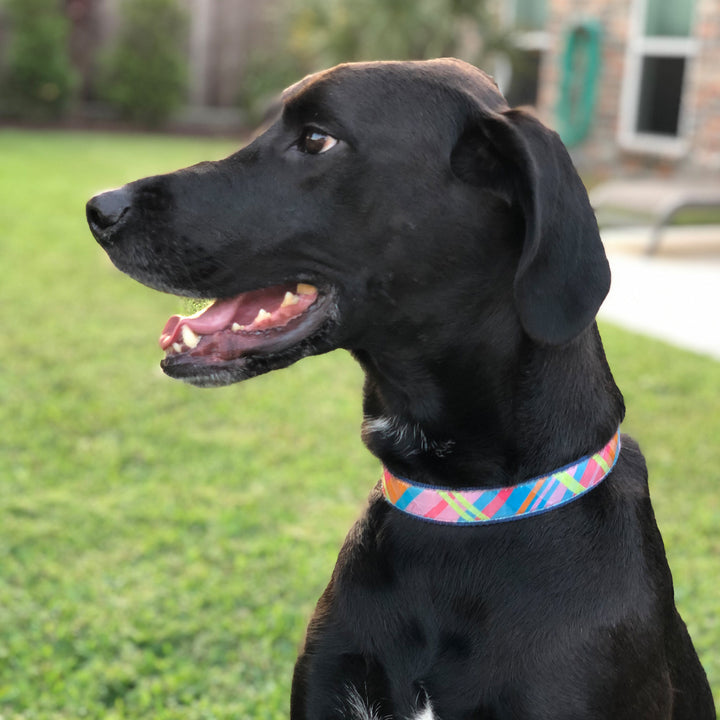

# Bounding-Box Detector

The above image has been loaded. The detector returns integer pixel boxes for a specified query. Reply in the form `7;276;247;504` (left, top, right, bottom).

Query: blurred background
1;1;718;718
0;0;718;180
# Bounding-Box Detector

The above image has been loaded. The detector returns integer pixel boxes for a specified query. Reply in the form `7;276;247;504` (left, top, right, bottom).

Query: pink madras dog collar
382;430;621;525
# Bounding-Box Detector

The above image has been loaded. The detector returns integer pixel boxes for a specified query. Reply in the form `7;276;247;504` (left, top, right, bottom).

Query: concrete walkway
598;225;720;361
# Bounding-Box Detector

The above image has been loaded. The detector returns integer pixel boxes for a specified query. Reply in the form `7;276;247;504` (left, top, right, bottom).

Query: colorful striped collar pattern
381;431;621;525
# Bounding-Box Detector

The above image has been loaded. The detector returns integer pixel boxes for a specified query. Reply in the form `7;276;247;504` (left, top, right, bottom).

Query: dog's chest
344;684;436;719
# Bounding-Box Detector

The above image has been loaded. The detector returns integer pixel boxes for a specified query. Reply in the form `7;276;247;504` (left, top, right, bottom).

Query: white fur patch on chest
362;414;455;458
343;684;437;719
343;685;384;719
410;703;437;720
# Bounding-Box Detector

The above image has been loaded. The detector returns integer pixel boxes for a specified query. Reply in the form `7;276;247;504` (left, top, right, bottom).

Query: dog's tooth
181;325;200;349
254;308;272;323
172;343;183;354
281;291;300;308
231;322;245;333
296;283;317;295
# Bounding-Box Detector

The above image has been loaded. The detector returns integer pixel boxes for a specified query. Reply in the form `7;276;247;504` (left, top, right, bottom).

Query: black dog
87;59;715;719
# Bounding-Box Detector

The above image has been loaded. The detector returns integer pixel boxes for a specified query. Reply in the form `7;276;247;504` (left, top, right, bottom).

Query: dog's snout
86;187;131;242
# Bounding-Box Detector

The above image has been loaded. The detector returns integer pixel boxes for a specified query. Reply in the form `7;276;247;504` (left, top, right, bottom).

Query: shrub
0;0;77;120
99;0;188;127
240;0;510;123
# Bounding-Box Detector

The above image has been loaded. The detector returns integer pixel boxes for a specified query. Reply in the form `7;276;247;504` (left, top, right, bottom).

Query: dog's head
87;59;609;388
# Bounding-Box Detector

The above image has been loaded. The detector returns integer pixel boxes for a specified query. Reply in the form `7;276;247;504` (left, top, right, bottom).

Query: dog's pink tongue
158;284;318;351
184;297;242;333
160;297;242;350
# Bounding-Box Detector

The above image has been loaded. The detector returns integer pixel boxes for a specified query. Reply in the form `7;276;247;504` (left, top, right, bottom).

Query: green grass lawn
1;129;718;718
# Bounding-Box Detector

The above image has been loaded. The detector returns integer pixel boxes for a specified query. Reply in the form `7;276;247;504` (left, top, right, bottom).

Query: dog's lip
158;281;331;364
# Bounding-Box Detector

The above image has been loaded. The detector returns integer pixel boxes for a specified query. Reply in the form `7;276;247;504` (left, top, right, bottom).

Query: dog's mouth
158;282;334;386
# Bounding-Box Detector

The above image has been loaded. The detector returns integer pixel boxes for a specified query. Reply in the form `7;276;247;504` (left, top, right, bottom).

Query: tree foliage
0;0;78;120
99;0;188;127
241;0;510;122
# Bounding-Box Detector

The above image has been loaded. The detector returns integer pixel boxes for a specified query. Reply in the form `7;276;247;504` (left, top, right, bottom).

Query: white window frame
618;0;699;157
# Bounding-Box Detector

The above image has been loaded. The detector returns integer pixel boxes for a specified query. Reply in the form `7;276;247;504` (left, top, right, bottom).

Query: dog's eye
297;129;338;155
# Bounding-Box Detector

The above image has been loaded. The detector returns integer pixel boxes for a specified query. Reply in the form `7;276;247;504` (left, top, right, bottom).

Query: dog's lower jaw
160;324;337;387
159;361;253;387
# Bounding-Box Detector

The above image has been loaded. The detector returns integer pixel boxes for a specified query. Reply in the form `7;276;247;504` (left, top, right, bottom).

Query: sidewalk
598;225;720;361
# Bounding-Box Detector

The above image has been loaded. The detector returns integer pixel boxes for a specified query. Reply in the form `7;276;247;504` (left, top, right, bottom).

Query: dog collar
382;431;621;525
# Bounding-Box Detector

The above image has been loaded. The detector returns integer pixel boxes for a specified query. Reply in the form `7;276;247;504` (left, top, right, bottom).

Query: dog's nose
86;187;131;242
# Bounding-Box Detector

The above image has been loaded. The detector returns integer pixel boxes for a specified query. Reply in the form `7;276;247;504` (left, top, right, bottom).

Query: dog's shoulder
608;433;649;499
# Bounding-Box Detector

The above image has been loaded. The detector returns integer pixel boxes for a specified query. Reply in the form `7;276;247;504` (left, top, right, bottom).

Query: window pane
515;0;547;32
644;0;696;37
636;56;686;136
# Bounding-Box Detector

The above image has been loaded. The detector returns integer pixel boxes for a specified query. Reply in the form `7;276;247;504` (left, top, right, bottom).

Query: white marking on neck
341;684;437;719
411;703;437;720
362;415;455;458
343;685;384;720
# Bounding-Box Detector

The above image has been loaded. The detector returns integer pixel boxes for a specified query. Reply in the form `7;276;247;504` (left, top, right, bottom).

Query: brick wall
688;0;720;171
535;0;720;178
537;0;630;177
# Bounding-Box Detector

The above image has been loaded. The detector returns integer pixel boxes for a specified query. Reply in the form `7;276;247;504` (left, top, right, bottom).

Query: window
514;0;547;33
619;0;698;155
498;0;549;107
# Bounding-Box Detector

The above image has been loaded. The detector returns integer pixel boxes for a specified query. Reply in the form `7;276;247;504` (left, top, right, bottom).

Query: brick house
499;0;720;178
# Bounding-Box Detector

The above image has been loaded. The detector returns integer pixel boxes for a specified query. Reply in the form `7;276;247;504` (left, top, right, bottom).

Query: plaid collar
382;430;621;525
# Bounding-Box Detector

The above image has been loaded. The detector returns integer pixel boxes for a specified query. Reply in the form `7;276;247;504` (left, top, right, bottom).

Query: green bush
0;0;77;120
240;0;510;123
99;0;188;127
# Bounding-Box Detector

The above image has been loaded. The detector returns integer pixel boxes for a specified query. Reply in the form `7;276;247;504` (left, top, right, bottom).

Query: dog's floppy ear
454;107;610;345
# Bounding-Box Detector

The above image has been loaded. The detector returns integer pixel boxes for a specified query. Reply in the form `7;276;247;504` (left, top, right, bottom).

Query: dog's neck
381;429;621;524
356;323;624;489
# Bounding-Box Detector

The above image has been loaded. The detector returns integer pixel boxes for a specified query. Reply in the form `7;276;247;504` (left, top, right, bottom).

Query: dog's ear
452;107;610;345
